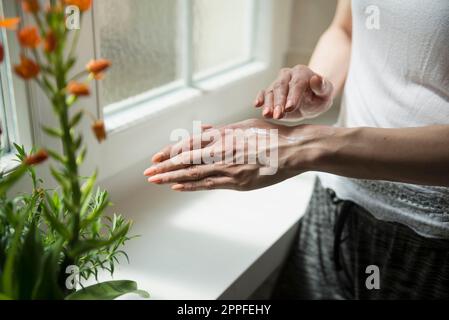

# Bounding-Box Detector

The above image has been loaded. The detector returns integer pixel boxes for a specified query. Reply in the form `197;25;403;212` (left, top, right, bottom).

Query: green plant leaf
50;166;70;191
0;293;12;300
1;195;37;297
42;126;63;138
47;149;67;165
42;203;71;239
66;94;77;107
80;171;97;209
66;58;76;69
0;165;27;195
69;111;84;128
17;221;44;300
65;280;149;300
73;135;83;151
70;223;130;257
46;191;60;216
13;143;26;160
76;147;87;166
81;190;109;222
32;241;65;300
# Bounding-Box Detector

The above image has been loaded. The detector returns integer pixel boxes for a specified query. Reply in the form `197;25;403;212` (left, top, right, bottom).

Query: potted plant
0;0;148;300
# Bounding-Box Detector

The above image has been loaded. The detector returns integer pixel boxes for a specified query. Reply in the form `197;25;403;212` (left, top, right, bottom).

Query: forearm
294;125;449;187
309;26;352;97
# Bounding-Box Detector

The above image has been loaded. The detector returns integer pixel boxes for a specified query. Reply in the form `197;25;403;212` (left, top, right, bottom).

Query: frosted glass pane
193;0;254;76
97;0;181;107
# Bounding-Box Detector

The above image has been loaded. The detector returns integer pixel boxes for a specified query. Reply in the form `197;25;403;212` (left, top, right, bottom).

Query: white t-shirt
319;0;449;238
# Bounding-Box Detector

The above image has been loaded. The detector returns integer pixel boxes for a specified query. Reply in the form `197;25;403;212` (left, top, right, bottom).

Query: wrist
286;125;356;173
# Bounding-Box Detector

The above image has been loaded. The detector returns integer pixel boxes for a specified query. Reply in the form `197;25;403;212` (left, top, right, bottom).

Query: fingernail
172;184;184;191
148;175;162;184
152;152;164;163
144;167;157;176
273;106;282;119
254;99;259;106
285;100;294;111
263;108;270;117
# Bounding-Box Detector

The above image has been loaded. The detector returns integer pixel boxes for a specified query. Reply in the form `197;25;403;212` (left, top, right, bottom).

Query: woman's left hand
144;119;313;192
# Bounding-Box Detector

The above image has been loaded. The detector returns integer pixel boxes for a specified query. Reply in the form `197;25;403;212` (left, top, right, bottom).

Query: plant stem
54;48;81;251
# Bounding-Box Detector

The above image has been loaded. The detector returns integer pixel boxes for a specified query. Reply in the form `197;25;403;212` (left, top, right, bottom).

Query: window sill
0;152;20;175
104;61;268;135
87;170;316;299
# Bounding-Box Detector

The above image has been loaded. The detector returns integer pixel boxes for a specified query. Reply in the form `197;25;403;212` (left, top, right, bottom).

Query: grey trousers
272;179;449;300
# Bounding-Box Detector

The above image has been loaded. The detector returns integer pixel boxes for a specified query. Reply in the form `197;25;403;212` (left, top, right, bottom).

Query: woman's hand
254;65;334;121
144;119;314;192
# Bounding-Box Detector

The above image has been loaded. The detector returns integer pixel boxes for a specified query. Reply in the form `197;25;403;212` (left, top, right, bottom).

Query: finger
310;75;333;98
172;177;235;192
144;160;190;177
145;148;208;176
202;124;213;130
147;165;222;184
273;71;291;119
254;90;265;108
262;90;274;118
285;77;309;113
151;146;171;164
151;131;212;164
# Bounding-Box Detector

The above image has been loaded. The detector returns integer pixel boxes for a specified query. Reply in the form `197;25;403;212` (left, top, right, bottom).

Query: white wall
287;0;337;66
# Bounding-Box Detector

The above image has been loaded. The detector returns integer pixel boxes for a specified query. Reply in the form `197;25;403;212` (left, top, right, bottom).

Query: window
193;0;255;79
96;0;182;107
95;0;257;115
0;0;33;170
0;60;14;153
15;0;291;180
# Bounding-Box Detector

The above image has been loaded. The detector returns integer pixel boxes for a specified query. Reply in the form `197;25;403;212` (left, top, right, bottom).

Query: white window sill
0;152;19;174
89;172;316;300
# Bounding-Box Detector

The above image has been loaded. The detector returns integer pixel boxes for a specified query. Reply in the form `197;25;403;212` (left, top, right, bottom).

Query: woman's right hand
254;65;334;121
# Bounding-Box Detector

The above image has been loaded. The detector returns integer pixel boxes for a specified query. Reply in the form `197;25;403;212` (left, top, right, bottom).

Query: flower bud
0;18;20;30
14;55;40;79
67;81;90;96
18;26;41;48
25;149;48;166
86;59;111;75
64;0;92;12
44;31;57;53
92;120;107;143
22;0;40;13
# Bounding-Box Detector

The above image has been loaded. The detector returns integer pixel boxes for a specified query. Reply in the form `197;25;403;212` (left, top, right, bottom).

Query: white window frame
0;0;35;173
28;0;293;182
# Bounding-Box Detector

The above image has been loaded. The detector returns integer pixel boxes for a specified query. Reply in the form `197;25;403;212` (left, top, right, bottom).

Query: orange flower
25;149;49;166
67;81;90;96
86;59;111;76
0;17;20;30
18;26;41;48
92;120;107;143
22;0;40;13
44;31;57;53
64;0;92;12
14;55;40;79
46;2;64;14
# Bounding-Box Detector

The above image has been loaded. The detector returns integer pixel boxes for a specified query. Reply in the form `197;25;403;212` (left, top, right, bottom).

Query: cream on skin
246;127;311;144
144;120;449;192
